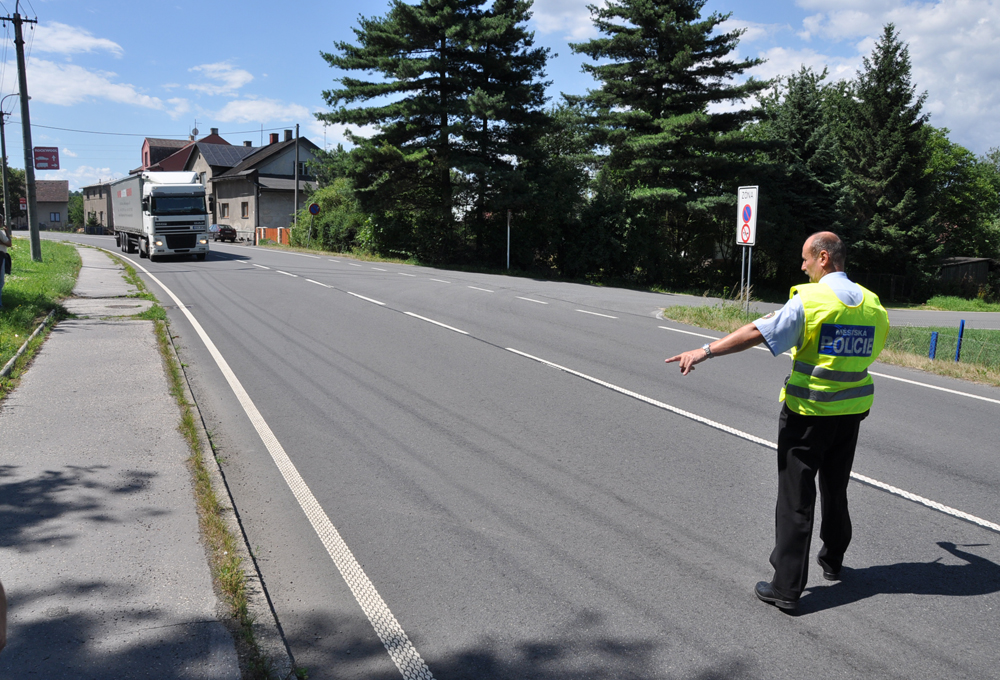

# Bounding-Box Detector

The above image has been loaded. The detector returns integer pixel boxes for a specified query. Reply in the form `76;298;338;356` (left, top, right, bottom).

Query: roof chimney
210;127;219;135
244;141;252;147
284;129;293;142
269;133;279;144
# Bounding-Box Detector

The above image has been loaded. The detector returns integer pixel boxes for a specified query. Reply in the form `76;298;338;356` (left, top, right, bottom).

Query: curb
165;324;298;679
1;309;56;377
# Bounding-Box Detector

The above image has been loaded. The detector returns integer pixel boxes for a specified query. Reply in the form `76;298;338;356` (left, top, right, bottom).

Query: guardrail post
929;331;938;360
954;320;965;362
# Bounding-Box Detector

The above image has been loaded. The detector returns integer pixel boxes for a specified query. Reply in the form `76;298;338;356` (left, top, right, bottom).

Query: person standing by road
665;232;889;611
0;221;10;309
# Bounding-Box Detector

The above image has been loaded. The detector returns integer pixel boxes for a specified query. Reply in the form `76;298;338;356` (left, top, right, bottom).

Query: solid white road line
577;310;618;319
123;253;435;680
517;297;548;304
348;292;386;306
468;286;494;293
430;278;451;284
277;270;298;278
658;324;1000;404
252;264;270;270
404;312;468;335
506;346;1000;535
307;279;332;289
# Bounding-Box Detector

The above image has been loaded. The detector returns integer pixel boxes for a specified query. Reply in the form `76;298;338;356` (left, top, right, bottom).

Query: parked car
214;225;237;242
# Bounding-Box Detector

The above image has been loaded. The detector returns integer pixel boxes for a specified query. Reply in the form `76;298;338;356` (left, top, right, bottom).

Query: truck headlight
154;240;163;246
199;238;208;244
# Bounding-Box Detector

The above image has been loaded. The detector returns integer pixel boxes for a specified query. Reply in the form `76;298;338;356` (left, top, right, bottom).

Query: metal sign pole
746;246;753;318
740;246;746;306
507;209;511;270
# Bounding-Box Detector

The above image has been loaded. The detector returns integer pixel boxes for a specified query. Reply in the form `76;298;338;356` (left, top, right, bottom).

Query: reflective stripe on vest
792;360;869;383
784;383;875;403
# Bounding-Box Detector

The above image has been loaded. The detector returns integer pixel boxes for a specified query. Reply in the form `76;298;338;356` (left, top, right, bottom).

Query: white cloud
188;62;254;95
305;119;377;150
213;98;312;124
789;0;1000;151
167;98;192;120
27;58;165;109
32;22;124;57
750;46;860;83
42;165;116;192
717;18;789;44
531;0;601;40
61;148;78;157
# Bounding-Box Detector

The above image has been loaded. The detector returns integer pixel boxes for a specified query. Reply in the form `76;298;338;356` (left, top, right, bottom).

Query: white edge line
306;279;332;288
252;263;270;270
404;312;468;335
468;286;494;293
505;346;1000;535
120;251;435;679
348;291;385;306
516;296;547;305
577;309;617;319
659;325;1000;401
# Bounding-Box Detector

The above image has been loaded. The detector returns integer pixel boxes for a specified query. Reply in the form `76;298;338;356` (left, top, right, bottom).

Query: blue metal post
928;331;938;360
954;320;965;362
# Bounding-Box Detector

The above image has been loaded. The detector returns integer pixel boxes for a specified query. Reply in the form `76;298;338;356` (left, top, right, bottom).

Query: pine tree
835;24;936;286
755;67;847;289
569;0;766;284
318;0;550;263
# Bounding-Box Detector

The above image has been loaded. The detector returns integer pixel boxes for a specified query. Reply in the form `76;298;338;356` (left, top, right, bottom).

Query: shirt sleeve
752;295;805;356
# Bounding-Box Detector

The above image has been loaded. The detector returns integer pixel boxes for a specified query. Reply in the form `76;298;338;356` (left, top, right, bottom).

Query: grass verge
0;238;80;399
917;295;1000;313
662;301;1000;388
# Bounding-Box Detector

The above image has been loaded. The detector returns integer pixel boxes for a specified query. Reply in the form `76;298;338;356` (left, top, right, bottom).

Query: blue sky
2;0;998;190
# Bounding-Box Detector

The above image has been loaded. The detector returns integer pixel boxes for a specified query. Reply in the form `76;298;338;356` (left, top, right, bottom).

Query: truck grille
166;233;197;249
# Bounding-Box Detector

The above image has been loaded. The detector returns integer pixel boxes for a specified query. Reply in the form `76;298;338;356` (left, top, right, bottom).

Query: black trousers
769;405;866;599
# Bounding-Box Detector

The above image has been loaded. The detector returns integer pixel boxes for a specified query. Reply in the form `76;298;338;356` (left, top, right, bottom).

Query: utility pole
1;111;11;233
2;8;41;261
293;123;299;230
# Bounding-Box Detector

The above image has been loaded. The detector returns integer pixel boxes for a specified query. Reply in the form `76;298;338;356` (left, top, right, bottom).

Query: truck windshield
151;195;206;216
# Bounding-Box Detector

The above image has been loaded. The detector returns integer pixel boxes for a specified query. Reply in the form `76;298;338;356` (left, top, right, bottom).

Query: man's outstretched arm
665;323;765;376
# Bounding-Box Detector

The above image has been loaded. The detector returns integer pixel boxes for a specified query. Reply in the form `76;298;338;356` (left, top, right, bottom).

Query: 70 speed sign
737;186;758;246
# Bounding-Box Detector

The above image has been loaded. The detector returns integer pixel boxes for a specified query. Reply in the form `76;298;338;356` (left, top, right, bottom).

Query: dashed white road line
347;262;362;267
252;263;270;270
307;279;332;289
404;312;468;335
468;286;494;293
329;259;341;263
399;273;417;277
372;267;387;272
348;291;386;306
577;309;617;319
505;346;1000;535
517;297;548;304
430;278;451;284
658;324;1000;404
120;253;436;680
276;270;298;278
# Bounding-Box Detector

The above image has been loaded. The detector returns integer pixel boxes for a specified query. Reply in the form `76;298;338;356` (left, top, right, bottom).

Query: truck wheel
126;237;136;254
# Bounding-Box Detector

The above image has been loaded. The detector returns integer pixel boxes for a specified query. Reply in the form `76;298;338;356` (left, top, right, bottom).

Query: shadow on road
798;541;1000;615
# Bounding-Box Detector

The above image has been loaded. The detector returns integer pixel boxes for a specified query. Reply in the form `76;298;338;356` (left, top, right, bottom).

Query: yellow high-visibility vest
780;281;889;416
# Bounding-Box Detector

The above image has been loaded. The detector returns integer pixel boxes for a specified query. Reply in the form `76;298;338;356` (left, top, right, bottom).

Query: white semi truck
110;172;210;261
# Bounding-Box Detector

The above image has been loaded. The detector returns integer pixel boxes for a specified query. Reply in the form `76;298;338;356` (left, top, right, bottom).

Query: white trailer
110;172;210;261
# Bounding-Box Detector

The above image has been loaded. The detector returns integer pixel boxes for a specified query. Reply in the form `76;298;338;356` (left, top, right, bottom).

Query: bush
290;178;367;251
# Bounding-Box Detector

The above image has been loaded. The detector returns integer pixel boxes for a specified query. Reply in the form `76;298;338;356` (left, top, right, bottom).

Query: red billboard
33;147;60;170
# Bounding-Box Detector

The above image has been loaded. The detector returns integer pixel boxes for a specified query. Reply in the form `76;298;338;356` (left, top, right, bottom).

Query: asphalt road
47;234;1000;679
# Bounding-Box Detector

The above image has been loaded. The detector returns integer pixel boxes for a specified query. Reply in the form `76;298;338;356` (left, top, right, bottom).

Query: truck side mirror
142;198;150;211
208;196;216;212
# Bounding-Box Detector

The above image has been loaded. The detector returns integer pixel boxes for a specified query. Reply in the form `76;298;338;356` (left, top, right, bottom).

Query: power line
8;121;302;137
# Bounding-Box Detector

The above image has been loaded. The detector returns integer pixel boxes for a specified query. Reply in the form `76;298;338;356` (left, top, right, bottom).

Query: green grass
662;301;1000;387
1;238;80;395
919;295;1000;313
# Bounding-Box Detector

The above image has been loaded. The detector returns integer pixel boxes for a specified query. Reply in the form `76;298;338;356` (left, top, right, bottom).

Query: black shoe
817;556;841;581
754;581;797;610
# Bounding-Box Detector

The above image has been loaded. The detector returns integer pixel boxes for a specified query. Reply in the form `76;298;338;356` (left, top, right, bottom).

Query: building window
200;172;206;185
99;211;104;224
50;212;61;222
220;203;230;218
241;202;249;219
298;161;307;176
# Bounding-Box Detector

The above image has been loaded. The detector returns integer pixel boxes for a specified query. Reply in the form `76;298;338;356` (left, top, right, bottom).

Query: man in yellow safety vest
665;231;889;611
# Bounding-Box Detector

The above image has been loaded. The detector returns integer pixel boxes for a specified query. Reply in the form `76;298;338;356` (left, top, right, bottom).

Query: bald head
801;232;846;283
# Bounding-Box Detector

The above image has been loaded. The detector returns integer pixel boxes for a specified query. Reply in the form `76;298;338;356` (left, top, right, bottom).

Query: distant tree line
302;0;1000;300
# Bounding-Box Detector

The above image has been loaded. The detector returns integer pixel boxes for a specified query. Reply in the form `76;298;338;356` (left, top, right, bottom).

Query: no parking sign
737;186;758;246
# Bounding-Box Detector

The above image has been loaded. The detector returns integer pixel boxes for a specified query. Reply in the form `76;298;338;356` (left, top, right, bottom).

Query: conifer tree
569;0;766;284
834;24;936;285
